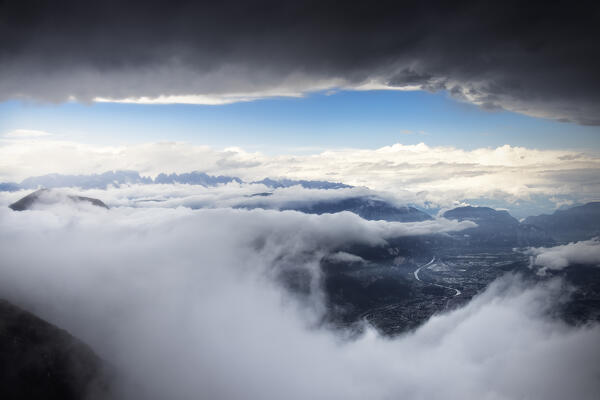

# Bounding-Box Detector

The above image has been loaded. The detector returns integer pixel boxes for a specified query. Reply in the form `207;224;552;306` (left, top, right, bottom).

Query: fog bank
0;205;599;399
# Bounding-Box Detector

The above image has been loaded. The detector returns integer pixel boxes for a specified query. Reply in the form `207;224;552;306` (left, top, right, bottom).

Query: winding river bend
414;257;462;297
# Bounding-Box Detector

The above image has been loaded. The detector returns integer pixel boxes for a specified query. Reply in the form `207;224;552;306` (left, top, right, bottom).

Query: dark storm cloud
1;0;599;124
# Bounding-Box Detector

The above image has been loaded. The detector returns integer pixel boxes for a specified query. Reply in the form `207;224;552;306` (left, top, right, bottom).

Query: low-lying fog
0;190;599;400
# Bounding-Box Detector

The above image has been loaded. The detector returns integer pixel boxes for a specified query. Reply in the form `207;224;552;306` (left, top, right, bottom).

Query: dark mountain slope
0;170;351;191
523;202;600;242
0;299;109;400
443;206;551;247
284;197;432;222
9;189;109;211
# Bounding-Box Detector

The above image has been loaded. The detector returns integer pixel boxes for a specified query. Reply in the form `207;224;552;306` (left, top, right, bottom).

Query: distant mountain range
253;178;351;190
154;172;242;186
0;170;350;191
523;202;600;243
18;171;153;190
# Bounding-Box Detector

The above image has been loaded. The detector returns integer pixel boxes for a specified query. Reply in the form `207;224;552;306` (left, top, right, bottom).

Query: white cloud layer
0;203;599;399
6;184;405;213
1;139;599;215
527;238;600;274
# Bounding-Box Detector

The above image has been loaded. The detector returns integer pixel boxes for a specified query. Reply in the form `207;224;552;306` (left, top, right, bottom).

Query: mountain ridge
0;170;351;191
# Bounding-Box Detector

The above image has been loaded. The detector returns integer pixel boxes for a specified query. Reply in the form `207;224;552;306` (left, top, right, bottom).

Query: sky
1;0;600;212
2;89;600;152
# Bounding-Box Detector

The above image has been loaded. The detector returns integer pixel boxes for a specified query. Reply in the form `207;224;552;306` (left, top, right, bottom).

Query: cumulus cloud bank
1;1;599;124
1;139;599;215
528;238;600;274
0;202;599;399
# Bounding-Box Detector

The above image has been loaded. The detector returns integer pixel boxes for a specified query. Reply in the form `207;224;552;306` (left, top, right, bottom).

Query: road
413;256;461;297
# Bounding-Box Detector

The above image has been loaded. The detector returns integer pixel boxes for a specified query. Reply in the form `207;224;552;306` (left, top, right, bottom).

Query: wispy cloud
4;129;52;138
399;130;428;136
